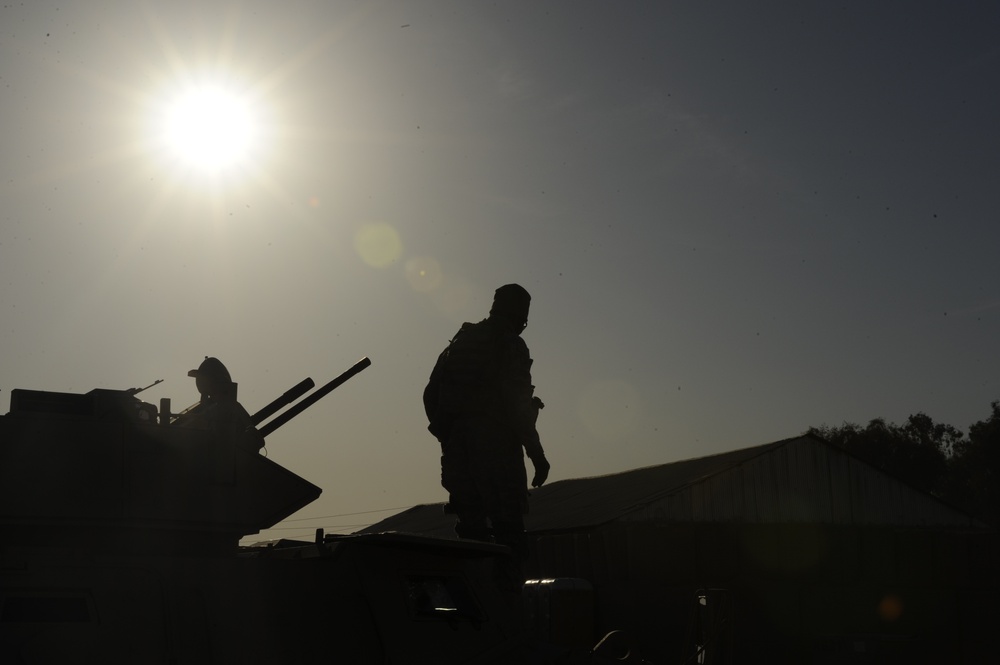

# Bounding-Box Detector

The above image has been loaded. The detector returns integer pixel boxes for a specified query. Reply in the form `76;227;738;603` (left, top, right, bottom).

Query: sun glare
158;83;261;174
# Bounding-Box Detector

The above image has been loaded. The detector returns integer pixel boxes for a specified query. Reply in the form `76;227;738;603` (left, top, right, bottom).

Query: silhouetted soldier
178;357;265;453
424;284;549;584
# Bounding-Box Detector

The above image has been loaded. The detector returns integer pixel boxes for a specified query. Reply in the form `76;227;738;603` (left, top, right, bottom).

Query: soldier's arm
502;337;549;485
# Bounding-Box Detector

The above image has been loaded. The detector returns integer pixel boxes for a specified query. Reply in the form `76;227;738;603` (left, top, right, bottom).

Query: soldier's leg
454;505;490;542
491;507;528;590
445;479;490;541
441;432;491;542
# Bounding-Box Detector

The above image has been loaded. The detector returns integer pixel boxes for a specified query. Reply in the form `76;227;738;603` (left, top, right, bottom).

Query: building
363;434;998;663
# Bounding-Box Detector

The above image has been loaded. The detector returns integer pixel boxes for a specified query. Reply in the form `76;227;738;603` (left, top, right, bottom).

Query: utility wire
244;503;424;544
274;505;412;523
260;523;373;531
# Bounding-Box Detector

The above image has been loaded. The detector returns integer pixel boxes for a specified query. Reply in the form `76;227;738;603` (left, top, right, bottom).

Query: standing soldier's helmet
188;357;235;400
490;284;531;331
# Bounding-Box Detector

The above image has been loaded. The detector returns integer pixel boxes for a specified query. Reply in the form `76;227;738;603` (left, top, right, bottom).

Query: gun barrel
256;357;371;438
249;377;316;427
127;379;164;397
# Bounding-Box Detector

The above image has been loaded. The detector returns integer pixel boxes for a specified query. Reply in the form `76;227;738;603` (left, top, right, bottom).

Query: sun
157;81;262;174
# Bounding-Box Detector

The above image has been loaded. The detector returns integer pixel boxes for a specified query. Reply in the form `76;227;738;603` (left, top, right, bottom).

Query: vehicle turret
0;358;370;554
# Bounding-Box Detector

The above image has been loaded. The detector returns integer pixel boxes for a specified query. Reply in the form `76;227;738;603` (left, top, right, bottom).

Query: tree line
809;401;999;528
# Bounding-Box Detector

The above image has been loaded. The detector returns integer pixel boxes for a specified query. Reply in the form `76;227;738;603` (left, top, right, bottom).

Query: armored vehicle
0;357;617;663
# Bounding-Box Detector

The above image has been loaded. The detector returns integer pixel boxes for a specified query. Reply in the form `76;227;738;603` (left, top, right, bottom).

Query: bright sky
2;1;998;541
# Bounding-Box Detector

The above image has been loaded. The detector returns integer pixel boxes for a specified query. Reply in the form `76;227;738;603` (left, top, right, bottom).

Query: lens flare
354;222;403;268
405;257;443;292
878;594;903;621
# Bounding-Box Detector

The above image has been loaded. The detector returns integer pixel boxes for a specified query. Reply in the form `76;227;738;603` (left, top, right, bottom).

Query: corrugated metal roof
360;435;987;537
622;435;982;527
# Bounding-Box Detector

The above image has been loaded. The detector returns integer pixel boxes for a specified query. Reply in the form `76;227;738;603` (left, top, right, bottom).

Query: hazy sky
2;1;998;540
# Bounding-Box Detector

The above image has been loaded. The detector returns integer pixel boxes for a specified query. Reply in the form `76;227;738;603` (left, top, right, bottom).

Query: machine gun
126;378;164;396
249;377;315;427
251;357;371;438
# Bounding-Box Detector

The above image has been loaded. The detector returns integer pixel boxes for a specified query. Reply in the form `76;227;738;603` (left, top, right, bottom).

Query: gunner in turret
177;357;265;453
